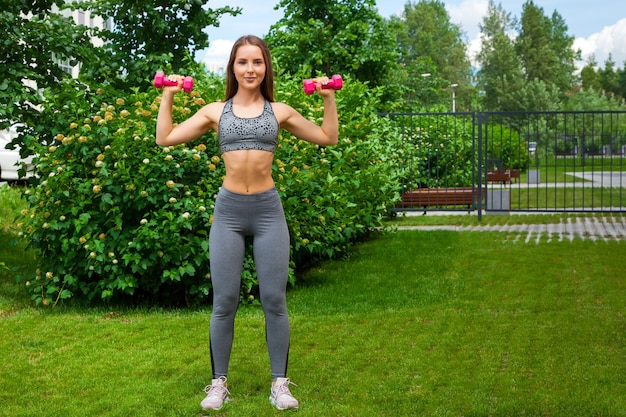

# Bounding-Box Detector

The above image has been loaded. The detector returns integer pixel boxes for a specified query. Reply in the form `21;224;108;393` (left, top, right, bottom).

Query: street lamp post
421;73;431;111
450;83;458;113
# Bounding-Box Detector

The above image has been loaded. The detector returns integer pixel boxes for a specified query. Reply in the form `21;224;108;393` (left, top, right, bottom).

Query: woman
156;35;338;411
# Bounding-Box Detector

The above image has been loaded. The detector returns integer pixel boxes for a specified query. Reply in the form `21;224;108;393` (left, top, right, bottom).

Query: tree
0;1;96;135
564;85;623;111
265;0;399;89
397;1;470;87
580;56;603;92
475;0;524;111
616;63;626;101
598;55;621;98
512;78;561;111
515;1;578;93
578;55;626;104
2;0;241;161
390;0;471;111
547;10;580;91
78;0;241;89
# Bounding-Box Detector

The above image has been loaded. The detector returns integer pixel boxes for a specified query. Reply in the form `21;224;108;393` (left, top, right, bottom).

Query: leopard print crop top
218;98;279;153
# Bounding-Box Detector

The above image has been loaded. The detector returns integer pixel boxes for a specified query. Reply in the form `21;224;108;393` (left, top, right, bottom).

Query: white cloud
202;39;234;73
467;37;482;68
574;18;626;67
446;0;489;40
461;10;626;72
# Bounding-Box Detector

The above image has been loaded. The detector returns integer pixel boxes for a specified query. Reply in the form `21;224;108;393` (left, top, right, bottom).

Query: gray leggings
208;186;291;380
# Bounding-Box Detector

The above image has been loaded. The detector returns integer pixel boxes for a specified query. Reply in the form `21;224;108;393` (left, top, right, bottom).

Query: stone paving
396;216;626;243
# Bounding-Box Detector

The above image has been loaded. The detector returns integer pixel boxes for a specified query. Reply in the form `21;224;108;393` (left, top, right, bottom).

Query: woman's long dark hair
225;35;275;102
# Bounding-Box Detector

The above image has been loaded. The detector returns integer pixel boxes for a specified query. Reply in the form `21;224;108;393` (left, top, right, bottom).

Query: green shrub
392;114;475;188
486;123;529;171
18;73;401;306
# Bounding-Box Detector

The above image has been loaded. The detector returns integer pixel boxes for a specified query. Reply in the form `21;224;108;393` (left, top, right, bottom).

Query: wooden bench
394;187;484;213
510;169;520;183
487;169;511;184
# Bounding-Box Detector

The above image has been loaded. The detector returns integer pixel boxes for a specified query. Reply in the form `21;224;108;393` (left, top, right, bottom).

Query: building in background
53;2;110;77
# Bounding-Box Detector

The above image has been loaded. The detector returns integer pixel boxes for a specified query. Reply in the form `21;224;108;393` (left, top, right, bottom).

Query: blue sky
198;0;626;72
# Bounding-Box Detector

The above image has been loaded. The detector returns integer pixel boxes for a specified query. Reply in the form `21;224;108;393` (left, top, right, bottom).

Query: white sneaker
200;376;230;410
269;377;299;410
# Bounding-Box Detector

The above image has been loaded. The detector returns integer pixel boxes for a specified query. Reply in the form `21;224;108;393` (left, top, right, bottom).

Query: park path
396;215;626;243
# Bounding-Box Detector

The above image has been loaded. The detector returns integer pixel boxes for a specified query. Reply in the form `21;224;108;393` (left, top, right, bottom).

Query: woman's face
232;44;266;91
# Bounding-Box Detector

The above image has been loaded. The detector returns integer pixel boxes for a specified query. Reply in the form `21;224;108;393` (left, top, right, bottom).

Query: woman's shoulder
205;100;227;111
199;100;228;120
270;101;292;110
270;101;297;120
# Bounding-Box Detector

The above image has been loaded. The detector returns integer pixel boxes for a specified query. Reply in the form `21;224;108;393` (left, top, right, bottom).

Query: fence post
476;113;484;222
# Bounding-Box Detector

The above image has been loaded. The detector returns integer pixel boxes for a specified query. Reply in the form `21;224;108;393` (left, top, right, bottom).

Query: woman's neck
233;89;264;104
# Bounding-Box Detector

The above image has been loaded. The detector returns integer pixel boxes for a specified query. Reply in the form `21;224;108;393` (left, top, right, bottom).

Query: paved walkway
396;216;626;243
485;171;626;190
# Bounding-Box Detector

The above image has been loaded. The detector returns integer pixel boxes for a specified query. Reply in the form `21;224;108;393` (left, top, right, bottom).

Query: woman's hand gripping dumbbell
303;74;343;95
153;71;194;93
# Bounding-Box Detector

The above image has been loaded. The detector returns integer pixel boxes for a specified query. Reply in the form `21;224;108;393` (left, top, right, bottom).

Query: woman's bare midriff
221;149;276;194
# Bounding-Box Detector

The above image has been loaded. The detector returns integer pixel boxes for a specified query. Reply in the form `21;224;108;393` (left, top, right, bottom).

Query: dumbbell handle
153;71;194;93
303;74;343;95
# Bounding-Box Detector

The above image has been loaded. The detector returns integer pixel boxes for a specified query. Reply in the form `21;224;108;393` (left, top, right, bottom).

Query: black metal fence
386;110;626;216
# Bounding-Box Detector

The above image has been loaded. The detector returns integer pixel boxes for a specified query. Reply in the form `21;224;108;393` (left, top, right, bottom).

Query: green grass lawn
1;185;626;416
522;156;626;184
509;187;625;210
0;184;25;234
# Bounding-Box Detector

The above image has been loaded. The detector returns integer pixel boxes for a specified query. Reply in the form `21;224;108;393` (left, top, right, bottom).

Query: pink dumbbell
303;74;343;95
153;71;194;93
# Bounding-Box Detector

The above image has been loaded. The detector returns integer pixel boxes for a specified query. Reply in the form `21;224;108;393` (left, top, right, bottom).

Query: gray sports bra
218;98;279;153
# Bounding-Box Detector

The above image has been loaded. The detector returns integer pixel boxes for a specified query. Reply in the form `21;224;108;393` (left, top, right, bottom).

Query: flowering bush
18;73;401;306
